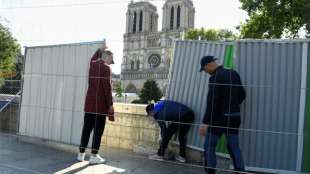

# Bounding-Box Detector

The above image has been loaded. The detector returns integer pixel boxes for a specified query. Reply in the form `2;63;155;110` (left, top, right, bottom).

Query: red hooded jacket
84;49;113;116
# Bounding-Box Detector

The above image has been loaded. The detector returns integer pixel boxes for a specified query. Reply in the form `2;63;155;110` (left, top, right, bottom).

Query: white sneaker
77;152;86;162
149;154;164;161
175;155;186;163
89;154;106;164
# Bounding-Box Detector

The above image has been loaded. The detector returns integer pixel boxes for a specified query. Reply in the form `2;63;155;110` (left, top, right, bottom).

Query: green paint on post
303;46;310;172
223;44;235;69
216;136;229;154
216;44;235;154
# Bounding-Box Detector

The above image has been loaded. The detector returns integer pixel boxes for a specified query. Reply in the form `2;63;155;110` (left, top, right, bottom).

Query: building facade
121;0;195;94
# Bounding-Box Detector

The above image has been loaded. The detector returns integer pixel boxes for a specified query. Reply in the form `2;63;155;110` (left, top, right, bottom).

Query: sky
0;0;248;74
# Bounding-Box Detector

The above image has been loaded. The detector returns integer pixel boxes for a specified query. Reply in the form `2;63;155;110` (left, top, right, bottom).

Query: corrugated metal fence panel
166;40;231;148
166;39;308;171
20;41;104;145
303;43;310;172
235;40;304;171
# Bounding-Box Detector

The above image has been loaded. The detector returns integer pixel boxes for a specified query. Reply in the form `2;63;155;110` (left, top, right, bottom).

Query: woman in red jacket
77;47;114;164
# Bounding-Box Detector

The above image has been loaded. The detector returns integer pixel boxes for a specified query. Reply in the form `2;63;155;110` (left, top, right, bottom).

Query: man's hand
108;106;114;116
199;125;208;136
100;44;108;51
108;106;115;121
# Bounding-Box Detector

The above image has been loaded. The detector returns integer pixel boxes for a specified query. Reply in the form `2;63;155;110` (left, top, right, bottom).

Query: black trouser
79;113;106;154
157;111;194;158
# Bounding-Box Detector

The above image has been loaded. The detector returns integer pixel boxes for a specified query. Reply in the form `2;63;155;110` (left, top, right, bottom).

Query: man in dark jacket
77;46;114;164
199;56;246;174
146;100;195;163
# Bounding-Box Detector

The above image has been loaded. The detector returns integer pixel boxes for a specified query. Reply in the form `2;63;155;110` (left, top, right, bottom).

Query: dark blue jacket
203;66;246;128
151;100;194;123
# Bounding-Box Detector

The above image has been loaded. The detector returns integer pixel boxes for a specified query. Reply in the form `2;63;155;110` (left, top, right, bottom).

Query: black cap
199;56;218;72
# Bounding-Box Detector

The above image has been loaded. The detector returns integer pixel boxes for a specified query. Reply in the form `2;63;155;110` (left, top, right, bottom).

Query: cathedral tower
162;0;195;32
125;1;158;34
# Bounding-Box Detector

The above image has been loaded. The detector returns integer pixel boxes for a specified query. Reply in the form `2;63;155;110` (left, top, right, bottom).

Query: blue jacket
151;100;194;122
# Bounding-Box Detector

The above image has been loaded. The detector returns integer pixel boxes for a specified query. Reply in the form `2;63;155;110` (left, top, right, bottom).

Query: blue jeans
204;132;245;174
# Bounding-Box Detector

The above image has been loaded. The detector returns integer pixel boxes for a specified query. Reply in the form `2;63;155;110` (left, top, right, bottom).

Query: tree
239;0;310;38
218;29;238;41
185;28;238;41
0;22;21;86
138;79;162;104
115;82;123;98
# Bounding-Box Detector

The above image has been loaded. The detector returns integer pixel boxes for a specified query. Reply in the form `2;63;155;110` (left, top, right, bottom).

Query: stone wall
101;103;209;164
101;103;160;154
0;100;160;153
0;100;206;162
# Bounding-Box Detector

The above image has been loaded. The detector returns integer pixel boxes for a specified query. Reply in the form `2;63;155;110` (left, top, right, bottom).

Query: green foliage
115;82;123;98
138;79;163;104
239;0;310;38
0;22;21;86
185;28;238;41
217;29;238;41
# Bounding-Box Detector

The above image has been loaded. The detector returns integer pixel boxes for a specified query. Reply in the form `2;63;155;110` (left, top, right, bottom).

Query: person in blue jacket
146;100;195;163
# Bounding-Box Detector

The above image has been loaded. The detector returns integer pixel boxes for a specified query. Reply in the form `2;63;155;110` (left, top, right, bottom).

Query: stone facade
121;0;195;93
103;103;206;163
101;103;160;154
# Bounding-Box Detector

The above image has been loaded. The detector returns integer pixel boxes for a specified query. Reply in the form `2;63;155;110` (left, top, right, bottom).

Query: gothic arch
131;60;135;70
125;83;138;93
133;12;137;33
177;6;181;29
170;6;174;30
150;13;153;31
139;11;143;32
136;60;140;70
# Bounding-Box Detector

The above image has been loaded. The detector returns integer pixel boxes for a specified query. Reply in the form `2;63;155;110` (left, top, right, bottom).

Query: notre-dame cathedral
121;0;195;94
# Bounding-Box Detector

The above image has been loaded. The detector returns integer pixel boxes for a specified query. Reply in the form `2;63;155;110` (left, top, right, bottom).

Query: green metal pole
215;44;235;154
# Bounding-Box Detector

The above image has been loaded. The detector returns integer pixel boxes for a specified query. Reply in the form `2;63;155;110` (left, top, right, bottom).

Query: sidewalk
0;133;205;174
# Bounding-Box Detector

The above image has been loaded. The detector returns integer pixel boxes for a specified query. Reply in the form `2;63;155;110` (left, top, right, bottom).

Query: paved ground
0;133;207;174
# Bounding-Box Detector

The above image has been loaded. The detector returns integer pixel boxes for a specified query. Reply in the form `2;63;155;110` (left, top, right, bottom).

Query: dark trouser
79;113;106;154
204;130;245;174
157;111;194;158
